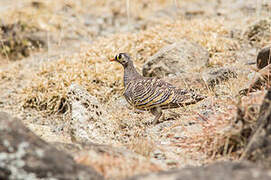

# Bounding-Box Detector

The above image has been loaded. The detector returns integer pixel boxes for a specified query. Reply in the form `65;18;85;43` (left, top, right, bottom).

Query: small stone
257;46;271;69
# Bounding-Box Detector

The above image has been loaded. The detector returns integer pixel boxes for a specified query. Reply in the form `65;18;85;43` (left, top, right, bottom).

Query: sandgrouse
110;53;205;124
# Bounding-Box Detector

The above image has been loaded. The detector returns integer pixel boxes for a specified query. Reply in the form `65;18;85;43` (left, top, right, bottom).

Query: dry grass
159;90;264;165
0;0;270;179
20;18;240;114
2;6;263;166
1;0;175;38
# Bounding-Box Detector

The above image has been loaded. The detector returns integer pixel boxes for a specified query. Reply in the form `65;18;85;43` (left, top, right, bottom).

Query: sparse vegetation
0;0;270;179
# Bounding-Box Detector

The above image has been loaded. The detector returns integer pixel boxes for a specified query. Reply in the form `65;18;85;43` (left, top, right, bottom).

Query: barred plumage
110;53;205;124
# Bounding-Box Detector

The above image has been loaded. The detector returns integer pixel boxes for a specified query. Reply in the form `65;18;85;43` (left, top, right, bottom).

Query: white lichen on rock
0;141;39;180
35;148;44;158
67;83;115;144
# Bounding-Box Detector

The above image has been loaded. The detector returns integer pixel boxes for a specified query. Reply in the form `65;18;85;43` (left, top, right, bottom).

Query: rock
128;162;271;180
142;40;209;78
239;65;271;95
223;91;264;155
163;72;206;90
67;84;113;144
67;84;104;124
257;46;271;69
234;47;257;65
241;87;271;168
243;18;271;43
0;112;104;180
53;142;163;179
202;67;237;88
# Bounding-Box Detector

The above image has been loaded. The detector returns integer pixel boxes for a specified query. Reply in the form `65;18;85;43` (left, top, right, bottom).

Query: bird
110;53;205;124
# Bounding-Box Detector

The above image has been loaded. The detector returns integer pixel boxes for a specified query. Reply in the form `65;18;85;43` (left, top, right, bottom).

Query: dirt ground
0;0;270;179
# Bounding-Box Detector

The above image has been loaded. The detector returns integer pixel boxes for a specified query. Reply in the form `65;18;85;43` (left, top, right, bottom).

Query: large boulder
0;112;104;180
142;40;209;78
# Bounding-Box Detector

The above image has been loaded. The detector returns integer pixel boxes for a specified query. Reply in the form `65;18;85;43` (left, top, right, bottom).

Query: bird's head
110;53;131;67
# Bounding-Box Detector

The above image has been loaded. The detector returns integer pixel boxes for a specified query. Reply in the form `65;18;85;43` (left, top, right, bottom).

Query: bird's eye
117;54;122;60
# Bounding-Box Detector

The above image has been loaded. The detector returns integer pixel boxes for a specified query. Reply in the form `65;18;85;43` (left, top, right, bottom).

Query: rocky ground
0;0;271;179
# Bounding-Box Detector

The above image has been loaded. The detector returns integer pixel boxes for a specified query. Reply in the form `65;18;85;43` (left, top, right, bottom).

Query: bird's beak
110;58;115;61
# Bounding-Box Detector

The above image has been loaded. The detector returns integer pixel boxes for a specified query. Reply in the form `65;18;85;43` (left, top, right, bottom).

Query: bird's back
123;77;204;110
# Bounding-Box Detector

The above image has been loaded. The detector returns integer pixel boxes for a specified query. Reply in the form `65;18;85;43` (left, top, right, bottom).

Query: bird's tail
175;89;206;106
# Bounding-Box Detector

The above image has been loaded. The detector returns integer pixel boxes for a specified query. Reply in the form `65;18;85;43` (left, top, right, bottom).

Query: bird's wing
127;78;176;109
126;77;205;109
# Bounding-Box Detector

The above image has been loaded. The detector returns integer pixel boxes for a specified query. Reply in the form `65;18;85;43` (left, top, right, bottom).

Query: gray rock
234;46;257;65
0;112;104;180
239;65;271;95
128;162;271;180
67;84;114;144
242;88;271;168
163;73;207;91
240;46;271;95
202;67;237;88
142;40;209;78
257;46;271;69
